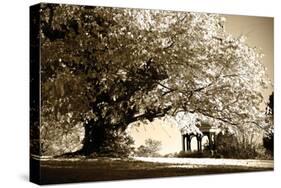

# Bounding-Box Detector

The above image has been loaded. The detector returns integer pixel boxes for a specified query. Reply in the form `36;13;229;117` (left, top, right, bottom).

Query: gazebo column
182;135;186;152
186;136;191;151
208;132;213;150
197;135;202;151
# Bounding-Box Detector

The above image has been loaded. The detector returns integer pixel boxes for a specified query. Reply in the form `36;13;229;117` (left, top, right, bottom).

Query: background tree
38;4;270;156
135;139;162;157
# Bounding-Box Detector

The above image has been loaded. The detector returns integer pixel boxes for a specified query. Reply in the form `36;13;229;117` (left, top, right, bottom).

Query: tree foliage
38;4;269;156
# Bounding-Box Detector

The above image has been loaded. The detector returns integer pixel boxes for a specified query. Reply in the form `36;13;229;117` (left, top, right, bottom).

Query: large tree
38;4;269;156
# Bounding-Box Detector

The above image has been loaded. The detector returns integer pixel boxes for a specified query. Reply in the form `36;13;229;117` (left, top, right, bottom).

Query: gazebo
181;121;220;152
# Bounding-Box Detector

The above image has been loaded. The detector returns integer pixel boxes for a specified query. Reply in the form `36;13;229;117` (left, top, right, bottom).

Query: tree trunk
78;119;111;155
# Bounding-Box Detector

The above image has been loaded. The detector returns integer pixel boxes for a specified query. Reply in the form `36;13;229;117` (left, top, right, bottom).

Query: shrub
176;150;213;158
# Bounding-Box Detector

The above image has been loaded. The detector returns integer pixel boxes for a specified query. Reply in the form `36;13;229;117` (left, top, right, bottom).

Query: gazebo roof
182;119;220;135
199;122;212;132
197;120;220;133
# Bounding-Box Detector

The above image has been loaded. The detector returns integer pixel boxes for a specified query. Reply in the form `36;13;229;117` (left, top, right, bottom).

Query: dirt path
134;157;274;169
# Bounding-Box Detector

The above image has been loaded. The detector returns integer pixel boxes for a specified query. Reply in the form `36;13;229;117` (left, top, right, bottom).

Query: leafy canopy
39;4;269;155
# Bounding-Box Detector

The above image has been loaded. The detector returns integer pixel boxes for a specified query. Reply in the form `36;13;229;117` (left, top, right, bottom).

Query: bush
176;151;213;158
163;153;177;158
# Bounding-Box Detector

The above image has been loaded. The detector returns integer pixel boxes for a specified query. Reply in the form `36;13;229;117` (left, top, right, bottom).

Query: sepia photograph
30;3;274;185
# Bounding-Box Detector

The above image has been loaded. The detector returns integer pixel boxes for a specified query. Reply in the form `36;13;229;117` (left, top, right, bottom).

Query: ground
38;157;273;185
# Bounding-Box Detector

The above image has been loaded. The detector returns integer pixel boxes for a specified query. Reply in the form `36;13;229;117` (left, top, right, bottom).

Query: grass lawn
37;158;273;184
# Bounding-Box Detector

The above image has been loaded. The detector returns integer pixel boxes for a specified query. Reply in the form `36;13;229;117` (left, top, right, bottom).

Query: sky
128;14;274;155
224;14;274;100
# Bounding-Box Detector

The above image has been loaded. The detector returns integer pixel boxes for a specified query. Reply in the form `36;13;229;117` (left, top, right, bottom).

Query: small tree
135;139;162;157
